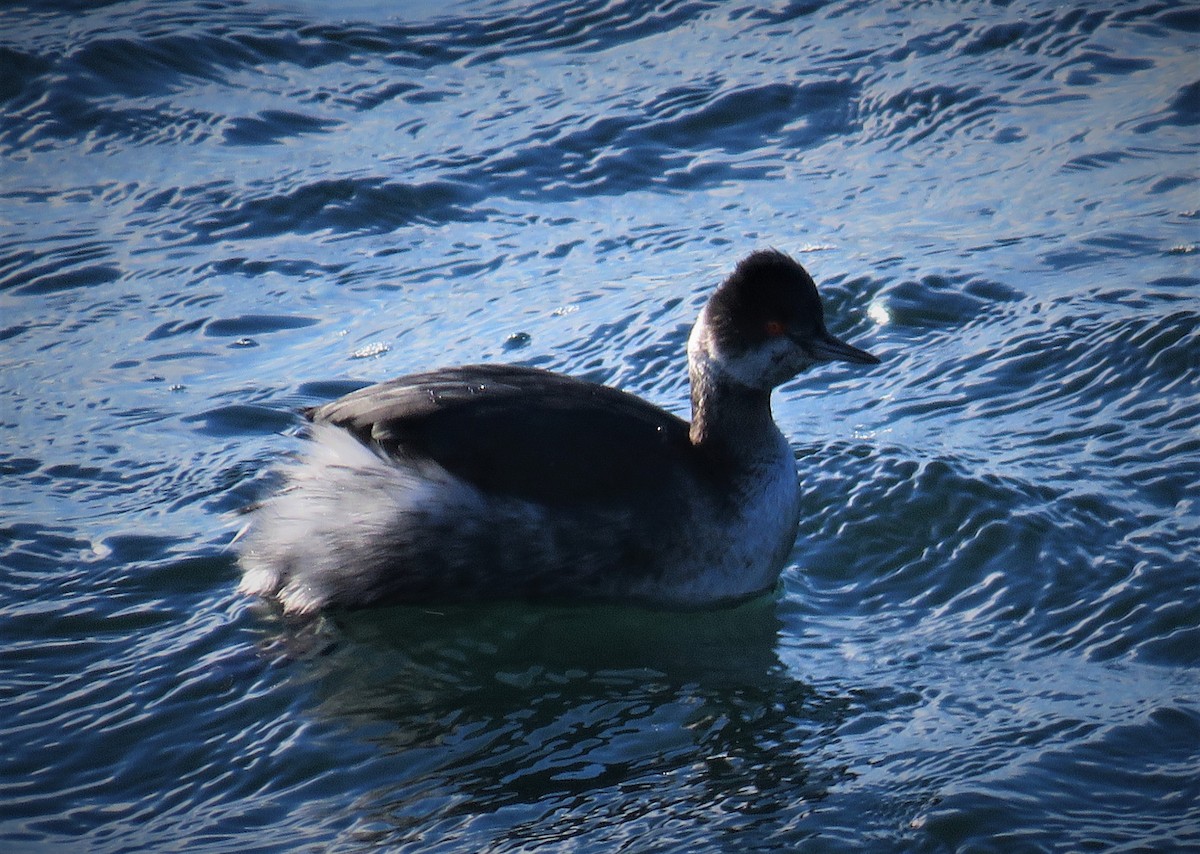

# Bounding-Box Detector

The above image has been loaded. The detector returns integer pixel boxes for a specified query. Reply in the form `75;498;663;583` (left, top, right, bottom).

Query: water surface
1;0;1197;850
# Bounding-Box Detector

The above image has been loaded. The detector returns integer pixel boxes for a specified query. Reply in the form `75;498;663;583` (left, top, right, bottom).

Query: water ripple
1;0;1197;850
189;178;485;240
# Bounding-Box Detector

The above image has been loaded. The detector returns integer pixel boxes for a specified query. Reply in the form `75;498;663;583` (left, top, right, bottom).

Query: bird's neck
688;357;782;465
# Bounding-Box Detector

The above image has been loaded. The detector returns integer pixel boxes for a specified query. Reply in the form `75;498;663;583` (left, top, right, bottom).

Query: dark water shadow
247;597;854;849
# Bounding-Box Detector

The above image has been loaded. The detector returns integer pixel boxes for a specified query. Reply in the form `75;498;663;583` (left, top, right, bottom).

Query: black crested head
705;249;825;354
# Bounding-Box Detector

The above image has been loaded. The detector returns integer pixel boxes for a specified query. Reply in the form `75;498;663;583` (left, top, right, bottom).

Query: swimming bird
237;249;879;614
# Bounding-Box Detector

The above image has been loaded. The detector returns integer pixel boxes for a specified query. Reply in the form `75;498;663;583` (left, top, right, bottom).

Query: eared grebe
238;250;879;614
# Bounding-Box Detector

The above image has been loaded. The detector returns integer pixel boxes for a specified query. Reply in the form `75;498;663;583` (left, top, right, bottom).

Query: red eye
764;320;785;337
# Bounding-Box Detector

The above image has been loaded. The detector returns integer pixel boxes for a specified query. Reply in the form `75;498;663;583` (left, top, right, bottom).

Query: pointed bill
806;330;880;365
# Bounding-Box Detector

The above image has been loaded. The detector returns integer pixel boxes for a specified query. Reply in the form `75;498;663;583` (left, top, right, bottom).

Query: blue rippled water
2;1;1197;850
